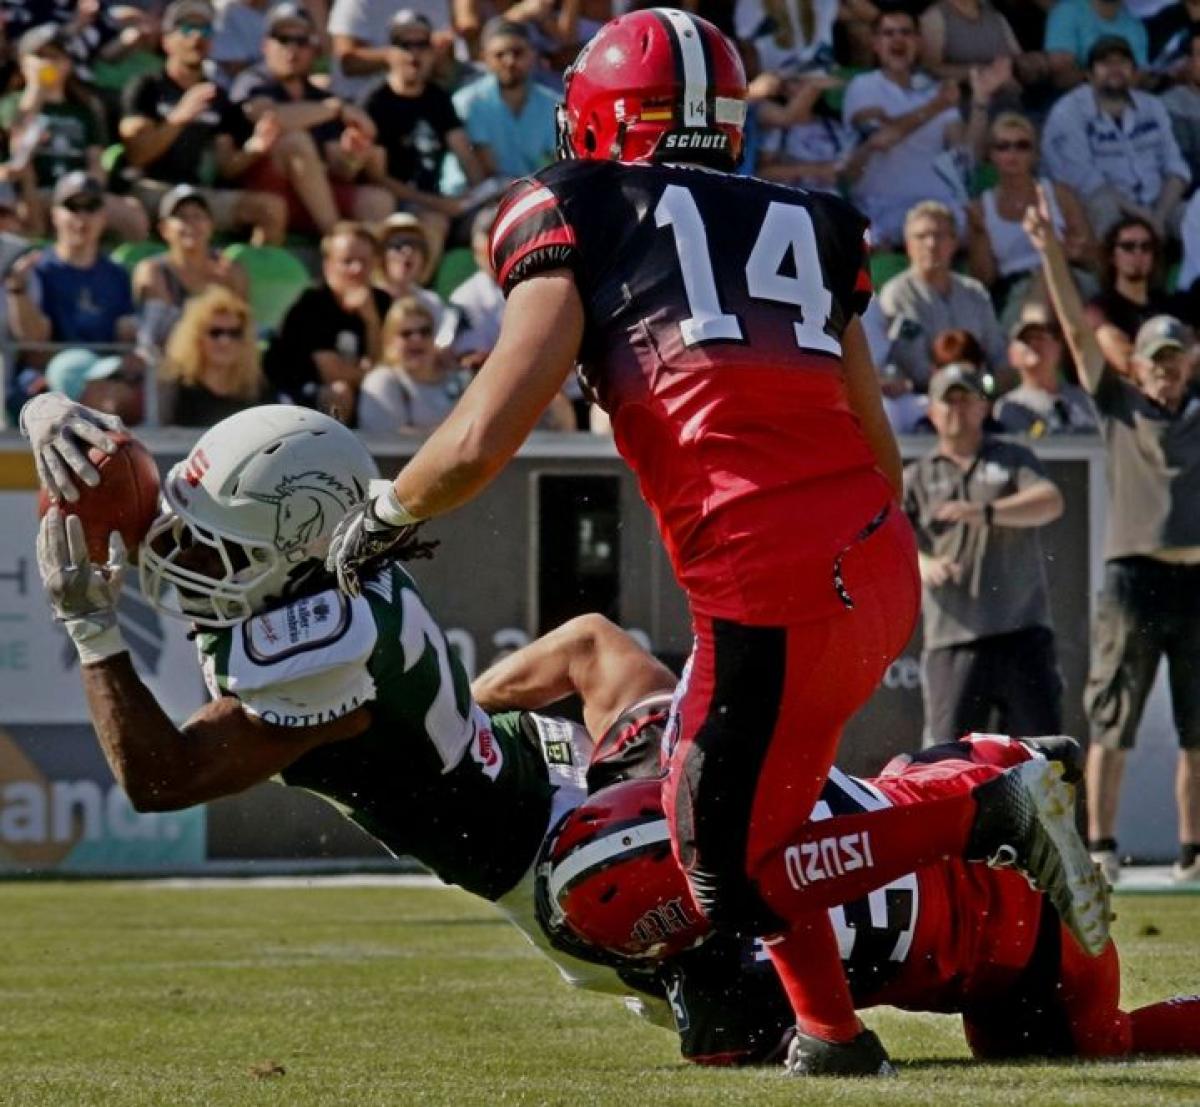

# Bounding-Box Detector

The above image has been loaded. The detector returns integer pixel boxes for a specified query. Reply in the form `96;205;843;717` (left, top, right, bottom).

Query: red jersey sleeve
489;176;581;297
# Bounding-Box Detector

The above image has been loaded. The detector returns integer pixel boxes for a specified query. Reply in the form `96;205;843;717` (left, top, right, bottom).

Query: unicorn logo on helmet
247;472;358;561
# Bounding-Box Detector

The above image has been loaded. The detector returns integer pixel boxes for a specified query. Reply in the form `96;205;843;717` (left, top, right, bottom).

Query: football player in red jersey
479;616;1200;1069
328;9;1109;1074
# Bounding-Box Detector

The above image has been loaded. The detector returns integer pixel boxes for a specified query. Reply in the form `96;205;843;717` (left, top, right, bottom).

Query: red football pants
663;508;980;1040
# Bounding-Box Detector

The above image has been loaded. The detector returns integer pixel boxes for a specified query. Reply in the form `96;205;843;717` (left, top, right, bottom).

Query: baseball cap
390;9;433;36
1009;302;1059;341
1087;34;1135;67
266;2;316;33
929;363;988;402
17;23;70;58
163;0;215;32
481;16;532;47
51;171;104;208
378;211;429;249
1134;315;1191;360
158;183;211;220
45;351;126;402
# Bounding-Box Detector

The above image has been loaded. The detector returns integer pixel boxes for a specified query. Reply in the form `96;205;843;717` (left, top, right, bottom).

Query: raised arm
1024;183;1105;393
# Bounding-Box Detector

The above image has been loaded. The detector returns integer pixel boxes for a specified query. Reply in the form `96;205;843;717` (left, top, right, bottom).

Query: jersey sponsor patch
469;711;505;781
242;590;355;665
525;713;593;792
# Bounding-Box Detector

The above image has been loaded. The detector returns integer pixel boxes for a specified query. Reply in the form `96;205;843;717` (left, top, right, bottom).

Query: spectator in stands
6;173;137;356
230;3;393;235
879;200;1008;393
264;221;390;422
994;302;1099;433
374;210;445;328
358;296;466;431
756;72;862;193
159;284;272;425
1;1;142;82
45;349;146;426
919;0;1038;103
1179;186;1200;291
132;185;250;353
734;0;838;74
329;0;453;103
1042;36;1190;239
120;0;288;246
1028;191;1200;885
841;10;968;247
213;0;330;85
1087;215;1174;375
904;362;1065;745
1043;0;1148;82
1149;0;1200;75
364;11;487;263
1163;28;1200;183
446;19;557;191
966;111;1095;320
0;24;149;242
447;204;503;362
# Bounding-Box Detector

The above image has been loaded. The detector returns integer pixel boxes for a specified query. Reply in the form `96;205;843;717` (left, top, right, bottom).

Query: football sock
1089;837;1118;854
765;915;862;1043
1178;843;1200;868
1130;996;1200;1054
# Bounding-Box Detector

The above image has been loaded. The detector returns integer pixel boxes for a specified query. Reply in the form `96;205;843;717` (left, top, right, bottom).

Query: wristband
983;503;995;526
63;612;128;666
370;481;422;526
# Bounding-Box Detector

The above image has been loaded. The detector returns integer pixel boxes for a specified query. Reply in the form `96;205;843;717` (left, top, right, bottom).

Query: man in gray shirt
1028;189;1200;885
903;363;1066;746
879;201;1008;394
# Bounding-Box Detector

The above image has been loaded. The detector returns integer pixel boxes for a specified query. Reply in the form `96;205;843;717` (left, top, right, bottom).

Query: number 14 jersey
491;160;893;624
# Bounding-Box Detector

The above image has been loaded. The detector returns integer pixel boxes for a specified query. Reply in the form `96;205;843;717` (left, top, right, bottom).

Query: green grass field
0;882;1198;1107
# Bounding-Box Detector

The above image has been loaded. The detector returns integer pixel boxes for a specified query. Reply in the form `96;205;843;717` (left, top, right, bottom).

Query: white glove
20;393;125;504
36;507;128;665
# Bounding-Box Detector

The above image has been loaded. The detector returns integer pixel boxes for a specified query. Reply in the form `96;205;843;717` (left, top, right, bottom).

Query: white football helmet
139;406;379;627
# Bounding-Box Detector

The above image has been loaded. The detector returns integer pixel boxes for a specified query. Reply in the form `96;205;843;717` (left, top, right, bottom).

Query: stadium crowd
3;0;1200;877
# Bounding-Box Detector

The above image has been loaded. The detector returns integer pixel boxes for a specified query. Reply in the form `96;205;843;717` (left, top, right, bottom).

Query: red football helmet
556;8;747;168
542;777;713;961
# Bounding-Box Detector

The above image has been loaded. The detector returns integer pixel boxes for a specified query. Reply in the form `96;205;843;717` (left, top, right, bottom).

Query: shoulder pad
227;588;377;693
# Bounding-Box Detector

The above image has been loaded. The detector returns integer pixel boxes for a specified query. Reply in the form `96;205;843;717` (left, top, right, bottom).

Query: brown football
37;432;162;563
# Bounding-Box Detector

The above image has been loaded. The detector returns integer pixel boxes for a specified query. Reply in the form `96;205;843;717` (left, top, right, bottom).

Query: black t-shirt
363;81;461;192
1088;287;1173;341
263;284;392;406
122;72;251;184
229;66;342;148
3;0;119;71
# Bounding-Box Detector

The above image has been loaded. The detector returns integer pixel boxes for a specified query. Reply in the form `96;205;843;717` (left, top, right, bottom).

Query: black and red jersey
490;159;892;623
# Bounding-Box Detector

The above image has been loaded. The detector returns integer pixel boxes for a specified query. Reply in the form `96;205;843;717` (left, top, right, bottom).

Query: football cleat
1015;735;1084;784
785;1027;897;1078
1092;848;1121;887
967;760;1110;957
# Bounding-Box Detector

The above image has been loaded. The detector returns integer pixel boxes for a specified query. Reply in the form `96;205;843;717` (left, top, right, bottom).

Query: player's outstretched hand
20;393;125;503
37;508;126;622
326;501;437;597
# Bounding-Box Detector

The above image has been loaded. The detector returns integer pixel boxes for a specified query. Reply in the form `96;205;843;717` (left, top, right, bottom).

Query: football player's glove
326;484;437;598
37;507;128;664
20;393;124;503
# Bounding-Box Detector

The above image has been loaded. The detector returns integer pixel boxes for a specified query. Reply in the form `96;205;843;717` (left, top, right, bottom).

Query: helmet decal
654;8;711;129
247;471;360;561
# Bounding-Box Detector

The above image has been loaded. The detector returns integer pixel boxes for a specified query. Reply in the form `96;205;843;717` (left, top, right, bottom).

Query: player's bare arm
842;316;904;499
80;656;369;811
472;614;675;739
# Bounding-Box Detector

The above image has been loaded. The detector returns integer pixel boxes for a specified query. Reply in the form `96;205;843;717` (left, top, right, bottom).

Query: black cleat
967;760;1110;956
1016;735;1084;784
784;1028;897;1078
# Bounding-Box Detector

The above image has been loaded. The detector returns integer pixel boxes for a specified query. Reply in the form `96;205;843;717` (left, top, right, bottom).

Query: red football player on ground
328;9;1109;1074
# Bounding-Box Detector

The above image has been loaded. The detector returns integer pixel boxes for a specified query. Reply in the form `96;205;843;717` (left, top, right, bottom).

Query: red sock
766;914;861;1042
1130;996;1200;1054
749;792;976;916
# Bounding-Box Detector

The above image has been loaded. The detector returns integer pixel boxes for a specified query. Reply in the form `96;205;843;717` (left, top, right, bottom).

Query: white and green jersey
196;564;555;901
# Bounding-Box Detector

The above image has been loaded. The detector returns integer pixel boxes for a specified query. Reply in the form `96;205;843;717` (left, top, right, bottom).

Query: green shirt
197;564;554;901
0;96;104;189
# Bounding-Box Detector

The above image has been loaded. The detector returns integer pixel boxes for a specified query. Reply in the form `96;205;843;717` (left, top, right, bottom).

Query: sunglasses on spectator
272;32;314;47
64;197;103;214
175;22;213;37
385;235;426;252
1115;239;1154;253
398;326;433;339
104;370;144;387
876;26;915;37
391;36;433;50
991;139;1033;152
206;326;244;340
